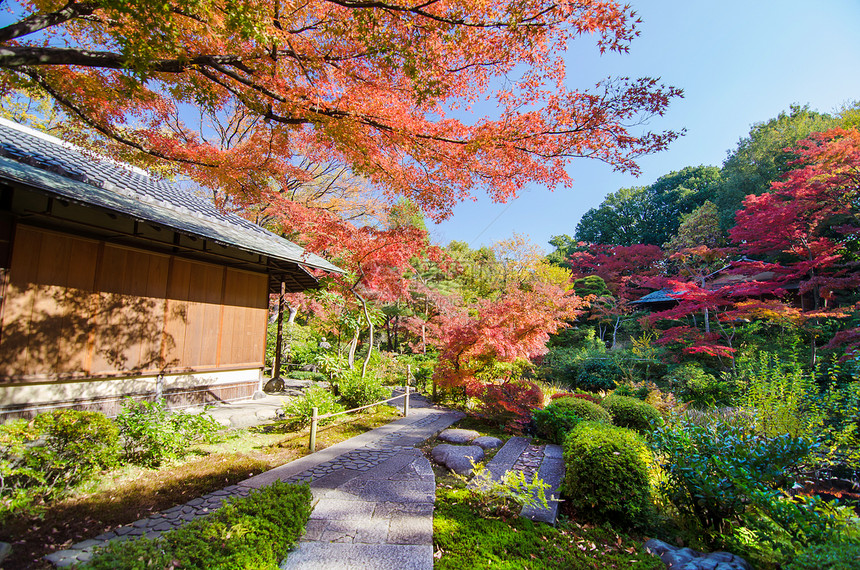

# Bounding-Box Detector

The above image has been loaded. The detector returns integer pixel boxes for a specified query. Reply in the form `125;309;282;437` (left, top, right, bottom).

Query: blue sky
430;0;860;251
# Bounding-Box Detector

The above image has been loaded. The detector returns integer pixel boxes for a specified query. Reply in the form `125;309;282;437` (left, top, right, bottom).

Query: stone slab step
520;443;564;525
469;437;564;525
471;436;530;485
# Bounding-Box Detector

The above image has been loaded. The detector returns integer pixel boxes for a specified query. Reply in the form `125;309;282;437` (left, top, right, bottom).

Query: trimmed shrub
549;391;602;405
551;397;612;424
601;394;663;433
82;481;312;569
532;406;581;444
562;422;653;527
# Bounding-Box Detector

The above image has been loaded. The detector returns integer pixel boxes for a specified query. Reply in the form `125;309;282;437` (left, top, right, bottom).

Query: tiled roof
0;118;341;274
629;289;685;304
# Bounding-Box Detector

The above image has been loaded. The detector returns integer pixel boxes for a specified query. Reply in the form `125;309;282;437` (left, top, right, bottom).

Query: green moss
550;397;612;424
433;487;663;569
562;422;653;527
601;394;663;433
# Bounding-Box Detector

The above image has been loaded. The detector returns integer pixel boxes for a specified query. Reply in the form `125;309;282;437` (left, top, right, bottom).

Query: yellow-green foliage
740;353;860;466
741;354;827;438
562;422;653;527
550;396;612;424
602;394;663;433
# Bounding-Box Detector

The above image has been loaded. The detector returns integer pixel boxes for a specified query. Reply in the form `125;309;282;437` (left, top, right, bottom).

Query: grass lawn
1;406;400;570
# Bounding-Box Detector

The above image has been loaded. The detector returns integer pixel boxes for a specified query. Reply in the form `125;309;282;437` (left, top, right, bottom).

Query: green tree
575;186;650;245
546;234;579;269
715;105;838;231
664;201;724;252
574;166;721;246
642;166;723;245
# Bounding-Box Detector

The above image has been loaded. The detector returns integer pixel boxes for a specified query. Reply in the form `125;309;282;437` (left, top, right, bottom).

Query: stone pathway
45;390;463;568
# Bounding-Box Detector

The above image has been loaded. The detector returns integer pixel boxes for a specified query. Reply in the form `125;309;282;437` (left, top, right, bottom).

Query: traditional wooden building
0;118;340;420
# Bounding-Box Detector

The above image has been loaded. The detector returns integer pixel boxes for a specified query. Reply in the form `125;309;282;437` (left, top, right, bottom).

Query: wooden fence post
403;385;410;416
309;407;318;452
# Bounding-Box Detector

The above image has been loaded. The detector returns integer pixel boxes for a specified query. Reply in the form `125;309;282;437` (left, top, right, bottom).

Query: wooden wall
0;225;268;382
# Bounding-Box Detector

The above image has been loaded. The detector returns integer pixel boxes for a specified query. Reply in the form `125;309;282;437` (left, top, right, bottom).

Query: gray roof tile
0;118;341;274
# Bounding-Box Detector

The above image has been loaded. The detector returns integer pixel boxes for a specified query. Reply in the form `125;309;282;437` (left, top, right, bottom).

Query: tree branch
0;1;97;44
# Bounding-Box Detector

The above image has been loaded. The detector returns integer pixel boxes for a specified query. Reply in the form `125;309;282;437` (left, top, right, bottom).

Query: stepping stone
475;436;530;482
431;444;484;475
472;436;503;450
437;428;480;444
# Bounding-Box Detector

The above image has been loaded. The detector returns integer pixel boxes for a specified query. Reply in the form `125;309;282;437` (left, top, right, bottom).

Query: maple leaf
1;0;682;222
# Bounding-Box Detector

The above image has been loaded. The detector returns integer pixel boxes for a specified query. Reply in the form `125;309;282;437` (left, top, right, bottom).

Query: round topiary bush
562;422;653;527
550;396;612;424
601;394;663;433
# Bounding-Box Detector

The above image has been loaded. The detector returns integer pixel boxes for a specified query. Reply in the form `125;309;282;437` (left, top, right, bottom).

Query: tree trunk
355;291;374;379
348;329;359;368
385;316;392;351
273;282;285;379
284;304;297;364
610;317;619;350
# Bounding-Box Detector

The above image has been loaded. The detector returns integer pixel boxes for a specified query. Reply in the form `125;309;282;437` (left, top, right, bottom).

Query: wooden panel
54;238;99;375
1;226;269;381
162;258;191;369
0;227;42;377
90;245;168;375
0;227;100;378
184;263;223;368
164;259;223;370
218;269;267;367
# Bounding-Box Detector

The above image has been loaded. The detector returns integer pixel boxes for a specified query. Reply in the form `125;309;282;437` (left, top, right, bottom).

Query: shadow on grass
1;454;269;570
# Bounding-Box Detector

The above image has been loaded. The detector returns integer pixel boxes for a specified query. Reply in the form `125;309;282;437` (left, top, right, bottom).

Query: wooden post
403;385;410;417
309;407;318;452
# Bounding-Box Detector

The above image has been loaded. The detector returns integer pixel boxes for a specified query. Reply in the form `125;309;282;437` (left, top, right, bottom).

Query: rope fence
308;386;411;451
277;363;417;451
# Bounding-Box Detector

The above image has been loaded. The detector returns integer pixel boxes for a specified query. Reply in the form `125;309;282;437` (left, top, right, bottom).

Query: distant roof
629;289;685;305
0;118;342;275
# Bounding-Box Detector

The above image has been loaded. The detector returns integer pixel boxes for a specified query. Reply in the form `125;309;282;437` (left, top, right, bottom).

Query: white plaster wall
0;368;263;417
